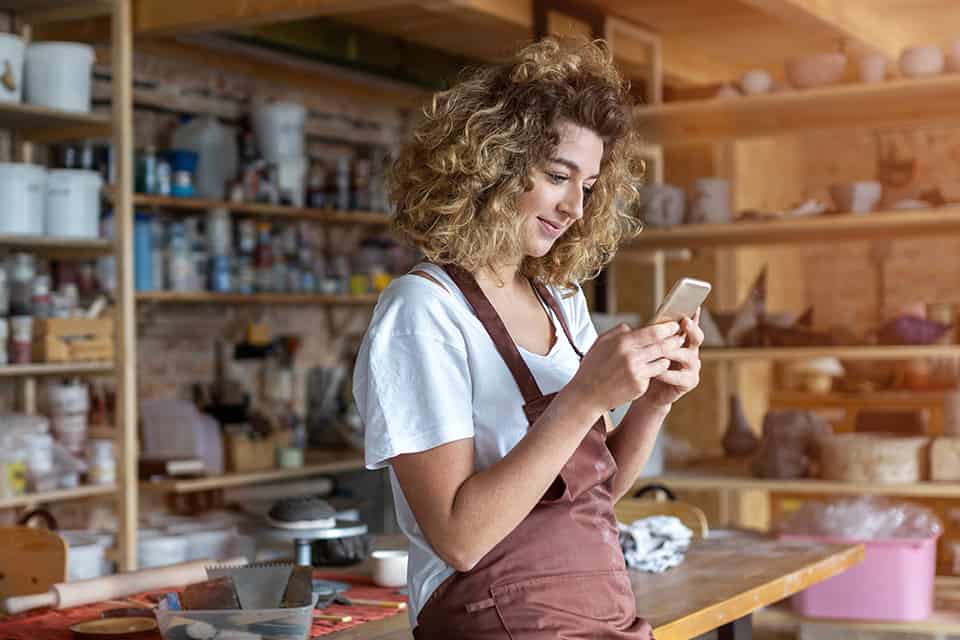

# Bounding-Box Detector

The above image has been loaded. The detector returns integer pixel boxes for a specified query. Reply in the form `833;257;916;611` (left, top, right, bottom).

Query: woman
354;37;703;638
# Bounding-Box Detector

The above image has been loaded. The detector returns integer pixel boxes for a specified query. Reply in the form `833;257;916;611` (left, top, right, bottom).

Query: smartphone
650;277;712;325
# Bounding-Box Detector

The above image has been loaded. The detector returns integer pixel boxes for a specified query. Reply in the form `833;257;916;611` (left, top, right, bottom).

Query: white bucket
25;42;95;113
253;102;306;162
0;34;25;103
276;156;307;207
45;169;102;237
0;163;45;234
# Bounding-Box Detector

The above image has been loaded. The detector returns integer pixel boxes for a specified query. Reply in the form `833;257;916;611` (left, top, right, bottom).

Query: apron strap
530;280;585;360
442;264;544;406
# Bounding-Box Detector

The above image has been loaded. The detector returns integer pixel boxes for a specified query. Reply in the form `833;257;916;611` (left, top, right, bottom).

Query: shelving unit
0;0;137;569
0;234;113;256
0;362;114;377
628;207;960;251
653;458;960;498
141;450;364;493
135;291;379;305
0;100;110;142
759;577;960;635
0;484;117;510
637;74;960;145
127;193;391;226
701;345;960;362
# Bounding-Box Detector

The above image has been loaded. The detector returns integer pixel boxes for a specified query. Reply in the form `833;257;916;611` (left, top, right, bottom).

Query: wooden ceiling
29;0;960;93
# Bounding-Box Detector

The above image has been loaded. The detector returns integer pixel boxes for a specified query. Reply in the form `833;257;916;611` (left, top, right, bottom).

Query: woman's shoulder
368;266;470;345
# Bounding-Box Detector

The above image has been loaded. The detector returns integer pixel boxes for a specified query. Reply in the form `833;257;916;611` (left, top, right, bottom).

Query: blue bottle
134;212;153;291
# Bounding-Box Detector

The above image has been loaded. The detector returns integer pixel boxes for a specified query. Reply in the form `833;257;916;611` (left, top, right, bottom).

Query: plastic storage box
781;533;939;621
156;601;313;640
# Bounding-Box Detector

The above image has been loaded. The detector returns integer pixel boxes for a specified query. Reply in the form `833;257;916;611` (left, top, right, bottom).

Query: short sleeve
354;277;475;470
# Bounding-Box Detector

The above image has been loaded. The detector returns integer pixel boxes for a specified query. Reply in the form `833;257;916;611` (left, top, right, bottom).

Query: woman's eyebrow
548;157;599;180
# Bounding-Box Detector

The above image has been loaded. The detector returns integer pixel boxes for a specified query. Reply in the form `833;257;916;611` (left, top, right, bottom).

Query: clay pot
785;53;847;89
858;53;887;83
739;69;772;95
687;177;731;225
637;184;685;227
828;181;882;214
722;394;759;457
899;45;944;77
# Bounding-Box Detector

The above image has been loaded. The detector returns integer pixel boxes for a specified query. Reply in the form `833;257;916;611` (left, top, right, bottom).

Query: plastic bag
779;496;943;540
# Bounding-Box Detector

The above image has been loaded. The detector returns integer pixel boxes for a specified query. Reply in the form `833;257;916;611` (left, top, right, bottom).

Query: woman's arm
390;321;680;572
606;401;671;502
390;383;600;572
606;312;705;502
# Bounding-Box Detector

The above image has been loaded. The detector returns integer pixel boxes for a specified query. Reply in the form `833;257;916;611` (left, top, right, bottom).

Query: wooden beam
738;0;911;59
422;0;738;85
132;0;408;35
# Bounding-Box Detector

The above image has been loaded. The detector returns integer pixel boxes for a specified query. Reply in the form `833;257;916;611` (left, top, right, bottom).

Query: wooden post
112;0;138;572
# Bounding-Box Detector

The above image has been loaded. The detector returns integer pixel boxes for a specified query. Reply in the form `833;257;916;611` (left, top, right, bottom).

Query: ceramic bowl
785;53;847;89
858;53;887;83
899;45;944;77
828;181;882;214
371;549;408;588
739;69;773;95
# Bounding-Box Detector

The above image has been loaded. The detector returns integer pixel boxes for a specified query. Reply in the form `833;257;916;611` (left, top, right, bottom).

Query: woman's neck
475;260;524;294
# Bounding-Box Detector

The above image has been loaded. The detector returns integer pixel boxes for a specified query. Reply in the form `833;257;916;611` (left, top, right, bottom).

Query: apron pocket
491;570;637;637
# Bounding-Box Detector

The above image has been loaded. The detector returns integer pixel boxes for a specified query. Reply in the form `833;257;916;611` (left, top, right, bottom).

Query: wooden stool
615;484;709;538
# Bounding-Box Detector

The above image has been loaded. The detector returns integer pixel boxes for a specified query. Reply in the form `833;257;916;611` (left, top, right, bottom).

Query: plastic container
171;116;237;200
24;42;95;112
60;532;108;581
0;163;46;234
782;533;939;621
138;533;189;569
45;169;102;237
0;34;25;103
253;101;306;162
156;601;312;640
49;382;89;455
183;528;234;561
86;439;115;485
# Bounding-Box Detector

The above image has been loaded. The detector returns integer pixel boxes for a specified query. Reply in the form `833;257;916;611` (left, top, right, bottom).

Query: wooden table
326;530;864;640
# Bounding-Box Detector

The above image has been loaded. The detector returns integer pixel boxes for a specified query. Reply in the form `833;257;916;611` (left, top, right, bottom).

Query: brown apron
413;264;653;640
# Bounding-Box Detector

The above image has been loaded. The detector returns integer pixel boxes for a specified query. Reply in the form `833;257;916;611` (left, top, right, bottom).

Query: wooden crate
32;317;114;363
224;430;290;473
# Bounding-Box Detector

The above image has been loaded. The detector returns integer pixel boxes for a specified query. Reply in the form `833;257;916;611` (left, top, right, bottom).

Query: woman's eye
546;172;567;184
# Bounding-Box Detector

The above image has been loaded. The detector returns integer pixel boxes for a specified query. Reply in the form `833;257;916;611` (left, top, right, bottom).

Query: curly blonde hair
389;36;644;289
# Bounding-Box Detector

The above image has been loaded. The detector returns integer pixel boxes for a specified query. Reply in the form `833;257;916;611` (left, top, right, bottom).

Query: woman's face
517;119;603;259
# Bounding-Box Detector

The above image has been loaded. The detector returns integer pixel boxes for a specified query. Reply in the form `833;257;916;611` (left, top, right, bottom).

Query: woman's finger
655;368;698;388
634;335;684;362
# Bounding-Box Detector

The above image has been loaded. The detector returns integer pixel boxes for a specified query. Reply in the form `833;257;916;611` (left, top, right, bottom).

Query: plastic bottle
171;115;238;200
134;213;153;291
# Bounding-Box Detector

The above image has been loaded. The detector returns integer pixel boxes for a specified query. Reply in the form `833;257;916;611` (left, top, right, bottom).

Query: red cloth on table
0;572;408;639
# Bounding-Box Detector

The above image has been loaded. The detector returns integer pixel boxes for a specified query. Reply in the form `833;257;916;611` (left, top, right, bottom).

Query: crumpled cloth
618;515;693;573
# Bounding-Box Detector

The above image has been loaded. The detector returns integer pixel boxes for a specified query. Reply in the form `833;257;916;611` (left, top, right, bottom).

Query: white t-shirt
353;262;598;625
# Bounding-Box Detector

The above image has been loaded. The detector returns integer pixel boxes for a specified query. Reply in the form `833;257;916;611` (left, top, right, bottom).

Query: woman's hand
640;310;704;410
568;321;686;414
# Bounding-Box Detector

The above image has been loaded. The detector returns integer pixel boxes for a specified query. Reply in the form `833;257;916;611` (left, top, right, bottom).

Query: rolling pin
0;557;246;615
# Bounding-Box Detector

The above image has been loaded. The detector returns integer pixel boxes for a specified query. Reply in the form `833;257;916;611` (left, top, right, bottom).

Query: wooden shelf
0;101;110;142
652;458;960;498
701;345;960;362
759;577;960;634
0;234;112;256
141;450;365;493
638;75;960;145
128;194;390;226
0;484;115;510
627;206;960;251
136;291;379;305
0;361;114;377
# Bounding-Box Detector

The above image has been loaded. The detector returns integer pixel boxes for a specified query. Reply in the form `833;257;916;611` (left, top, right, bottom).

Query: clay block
931;437;960;481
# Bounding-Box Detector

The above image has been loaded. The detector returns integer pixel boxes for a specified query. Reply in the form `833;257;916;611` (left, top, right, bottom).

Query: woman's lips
537;217;564;238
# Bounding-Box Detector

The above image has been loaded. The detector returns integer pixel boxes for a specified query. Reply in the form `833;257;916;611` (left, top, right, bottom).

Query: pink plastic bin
780;533;939;622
